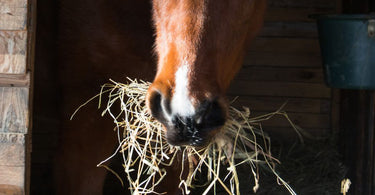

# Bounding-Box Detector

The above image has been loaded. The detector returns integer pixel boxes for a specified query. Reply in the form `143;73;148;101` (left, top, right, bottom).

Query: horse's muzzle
147;90;226;147
167;100;226;146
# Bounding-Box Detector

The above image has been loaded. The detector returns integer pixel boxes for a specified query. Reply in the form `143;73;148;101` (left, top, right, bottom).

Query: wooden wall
0;0;34;194
229;0;339;139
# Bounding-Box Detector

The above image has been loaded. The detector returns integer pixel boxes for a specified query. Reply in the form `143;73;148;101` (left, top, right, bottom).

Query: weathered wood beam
0;73;30;87
0;87;29;134
0;0;27;30
0;31;28;74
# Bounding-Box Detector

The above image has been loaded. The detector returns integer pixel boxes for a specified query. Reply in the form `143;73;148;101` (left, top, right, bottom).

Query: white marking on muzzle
171;64;195;117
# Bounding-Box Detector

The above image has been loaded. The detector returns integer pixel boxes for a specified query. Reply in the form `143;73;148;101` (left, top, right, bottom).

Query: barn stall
0;0;373;194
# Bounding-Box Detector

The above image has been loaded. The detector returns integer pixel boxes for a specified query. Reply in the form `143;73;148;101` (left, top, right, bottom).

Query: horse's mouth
165;124;224;147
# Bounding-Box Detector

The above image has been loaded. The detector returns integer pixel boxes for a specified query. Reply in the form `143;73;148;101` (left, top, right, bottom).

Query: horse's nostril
147;90;171;122
147;91;162;118
196;99;226;129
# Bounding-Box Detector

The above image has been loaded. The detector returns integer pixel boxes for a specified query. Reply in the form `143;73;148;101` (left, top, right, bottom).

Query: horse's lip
166;127;222;148
168;139;210;148
163;115;226;147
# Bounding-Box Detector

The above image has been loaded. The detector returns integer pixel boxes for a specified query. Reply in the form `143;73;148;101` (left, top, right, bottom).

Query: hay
77;78;298;195
341;178;351;195
255;138;347;195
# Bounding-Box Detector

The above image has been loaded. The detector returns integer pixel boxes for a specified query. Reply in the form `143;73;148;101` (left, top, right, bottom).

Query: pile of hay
256;138;347;195
76;78;299;195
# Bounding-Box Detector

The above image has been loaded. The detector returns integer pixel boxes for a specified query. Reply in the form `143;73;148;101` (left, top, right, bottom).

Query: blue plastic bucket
315;14;375;89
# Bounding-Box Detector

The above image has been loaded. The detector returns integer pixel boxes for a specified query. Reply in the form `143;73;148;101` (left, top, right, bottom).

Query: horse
52;0;266;194
147;0;267;147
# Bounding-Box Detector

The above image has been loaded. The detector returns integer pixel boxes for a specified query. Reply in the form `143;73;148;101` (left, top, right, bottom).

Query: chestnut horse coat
53;0;266;194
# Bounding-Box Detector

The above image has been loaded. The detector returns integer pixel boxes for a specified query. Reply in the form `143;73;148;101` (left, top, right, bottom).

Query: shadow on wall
32;0;155;194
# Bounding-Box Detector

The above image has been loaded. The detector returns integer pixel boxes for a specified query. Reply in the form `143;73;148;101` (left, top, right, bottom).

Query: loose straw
76;78;297;195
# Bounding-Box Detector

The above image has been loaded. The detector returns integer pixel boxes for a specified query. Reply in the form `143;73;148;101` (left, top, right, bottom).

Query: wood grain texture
249;38;320;54
0;0;27;30
259;127;329;140
0;73;30;87
268;0;336;8
243;52;322;67
0;31;27;74
236;0;338;139
229;96;330;114
265;7;335;22
0;166;24;188
0;133;25;166
0;88;28;133
0;184;23;195
228;81;331;98
235;67;324;83
251;111;331;129
259;22;318;38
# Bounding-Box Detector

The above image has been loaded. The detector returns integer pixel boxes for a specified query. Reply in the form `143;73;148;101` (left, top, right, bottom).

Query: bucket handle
369;19;375;37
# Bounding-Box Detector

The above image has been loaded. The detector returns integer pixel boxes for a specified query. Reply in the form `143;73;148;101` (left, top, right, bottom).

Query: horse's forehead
153;1;206;59
153;0;255;53
151;0;266;92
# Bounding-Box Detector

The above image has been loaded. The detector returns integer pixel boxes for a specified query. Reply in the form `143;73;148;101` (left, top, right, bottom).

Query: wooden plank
0;184;23;195
243;52;322;67
0;0;27;30
0;73;30;87
25;1;37;194
338;91;375;194
229;96;330;114
249;38;321;54
0;133;25;166
0;31;27;74
0;166;24;188
265;7;336;22
267;0;336;8
235;67;325;83
330;89;340;133
0;88;28;133
250;111;331;129
259;22;318;38
228;81;331;98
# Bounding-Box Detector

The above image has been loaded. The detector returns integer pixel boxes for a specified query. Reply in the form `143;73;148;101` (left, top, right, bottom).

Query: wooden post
340;91;375;194
0;0;34;194
336;1;375;194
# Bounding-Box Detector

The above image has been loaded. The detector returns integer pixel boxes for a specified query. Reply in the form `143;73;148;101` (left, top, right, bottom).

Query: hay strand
86;78;298;195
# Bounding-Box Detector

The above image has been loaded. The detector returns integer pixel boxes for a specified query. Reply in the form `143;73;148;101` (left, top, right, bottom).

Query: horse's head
147;0;266;147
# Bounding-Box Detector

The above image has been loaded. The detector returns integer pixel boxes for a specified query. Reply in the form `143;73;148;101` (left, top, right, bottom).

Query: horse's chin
165;126;223;148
